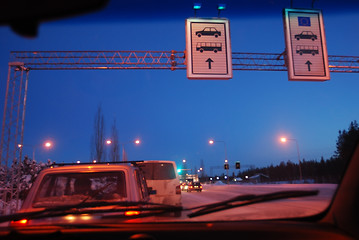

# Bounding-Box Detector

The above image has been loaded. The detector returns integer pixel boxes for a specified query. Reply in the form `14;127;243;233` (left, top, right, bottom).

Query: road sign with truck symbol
186;18;232;80
283;9;330;81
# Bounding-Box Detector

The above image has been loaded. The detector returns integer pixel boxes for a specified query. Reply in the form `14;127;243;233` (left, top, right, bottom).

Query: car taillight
10;219;28;226
176;185;181;194
125;211;140;216
200;186;202;188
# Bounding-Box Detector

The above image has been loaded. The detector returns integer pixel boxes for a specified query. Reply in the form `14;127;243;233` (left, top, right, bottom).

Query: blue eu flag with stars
298;17;311;26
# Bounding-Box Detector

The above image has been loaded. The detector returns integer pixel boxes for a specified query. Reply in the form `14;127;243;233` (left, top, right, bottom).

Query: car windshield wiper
187;190;319;218
0;201;182;223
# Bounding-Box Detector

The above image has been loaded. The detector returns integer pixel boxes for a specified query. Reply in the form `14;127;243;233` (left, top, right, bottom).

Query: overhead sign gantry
283;8;330;81
186;18;232;80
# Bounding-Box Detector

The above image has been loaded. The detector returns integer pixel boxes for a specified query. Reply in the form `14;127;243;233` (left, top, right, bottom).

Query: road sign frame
283;8;330;81
186;18;232;80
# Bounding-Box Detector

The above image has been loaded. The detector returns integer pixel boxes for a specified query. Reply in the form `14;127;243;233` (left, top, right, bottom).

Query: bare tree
91;104;105;162
109;119;120;162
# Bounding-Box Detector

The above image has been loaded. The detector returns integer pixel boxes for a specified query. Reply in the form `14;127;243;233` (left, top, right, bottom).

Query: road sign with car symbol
283;9;330;81
186;18;232;80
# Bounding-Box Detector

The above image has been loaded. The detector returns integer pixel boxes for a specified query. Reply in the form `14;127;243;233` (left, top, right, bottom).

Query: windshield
0;0;358;225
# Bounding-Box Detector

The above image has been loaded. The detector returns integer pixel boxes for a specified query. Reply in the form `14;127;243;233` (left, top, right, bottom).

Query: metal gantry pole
8;51;359;72
0;62;29;213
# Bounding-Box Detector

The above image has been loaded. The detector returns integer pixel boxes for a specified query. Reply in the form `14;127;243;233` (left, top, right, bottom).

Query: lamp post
18;141;53;161
280;137;303;181
106;138;141;162
209;139;228;161
209;139;229;183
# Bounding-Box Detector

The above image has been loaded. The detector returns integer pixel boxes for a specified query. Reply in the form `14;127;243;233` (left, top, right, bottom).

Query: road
179;183;337;221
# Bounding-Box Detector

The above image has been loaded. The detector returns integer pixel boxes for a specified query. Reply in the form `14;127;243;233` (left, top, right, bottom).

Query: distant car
20;163;150;213
180;182;189;191
137;161;182;209
196;27;221;37
295;31;317;41
187;182;202;192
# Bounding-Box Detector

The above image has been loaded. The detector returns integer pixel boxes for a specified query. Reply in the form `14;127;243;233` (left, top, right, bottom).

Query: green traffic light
193;3;201;10
217;4;226;10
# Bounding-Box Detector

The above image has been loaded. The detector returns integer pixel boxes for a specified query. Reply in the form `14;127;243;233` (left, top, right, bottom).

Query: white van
137;161;182;208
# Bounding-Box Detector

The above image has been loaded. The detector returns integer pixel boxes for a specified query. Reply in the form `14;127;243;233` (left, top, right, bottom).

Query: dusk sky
1;1;358;176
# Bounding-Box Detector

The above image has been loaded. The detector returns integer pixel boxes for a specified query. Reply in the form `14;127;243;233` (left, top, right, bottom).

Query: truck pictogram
196;42;222;53
296;45;319;56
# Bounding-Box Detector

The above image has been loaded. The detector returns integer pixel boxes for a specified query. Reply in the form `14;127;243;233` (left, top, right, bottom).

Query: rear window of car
139;163;176;180
33;171;127;207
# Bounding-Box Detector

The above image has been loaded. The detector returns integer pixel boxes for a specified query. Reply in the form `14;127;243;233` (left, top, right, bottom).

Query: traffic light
235;161;240;169
224;163;229;170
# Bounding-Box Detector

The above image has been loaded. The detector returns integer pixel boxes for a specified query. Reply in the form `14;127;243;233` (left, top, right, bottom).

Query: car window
139;163;176;180
33;172;127;207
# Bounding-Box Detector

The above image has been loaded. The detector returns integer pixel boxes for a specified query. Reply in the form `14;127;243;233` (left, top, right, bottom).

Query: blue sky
0;2;358;176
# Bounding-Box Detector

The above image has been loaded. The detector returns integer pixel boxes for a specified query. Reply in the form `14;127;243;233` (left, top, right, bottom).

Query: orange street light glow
209;140;214;144
135;139;140;144
44;142;52;148
280;137;287;143
106;140;112;145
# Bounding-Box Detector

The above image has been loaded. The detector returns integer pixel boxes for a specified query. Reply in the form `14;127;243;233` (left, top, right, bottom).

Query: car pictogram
196;27;221;38
295;31;317;41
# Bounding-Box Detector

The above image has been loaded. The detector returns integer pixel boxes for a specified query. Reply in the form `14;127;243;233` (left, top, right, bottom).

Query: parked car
137;161;182;208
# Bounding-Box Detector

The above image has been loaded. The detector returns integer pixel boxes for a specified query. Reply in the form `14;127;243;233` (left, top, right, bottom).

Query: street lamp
18;141;53;161
209;139;229;183
106;138;141;162
208;139;228;162
121;139;141;162
280;137;303;181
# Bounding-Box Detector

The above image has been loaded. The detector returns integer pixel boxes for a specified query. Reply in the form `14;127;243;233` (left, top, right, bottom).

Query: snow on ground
179;183;337;221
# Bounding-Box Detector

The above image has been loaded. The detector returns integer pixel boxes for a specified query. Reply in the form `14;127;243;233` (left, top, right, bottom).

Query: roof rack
50;160;144;167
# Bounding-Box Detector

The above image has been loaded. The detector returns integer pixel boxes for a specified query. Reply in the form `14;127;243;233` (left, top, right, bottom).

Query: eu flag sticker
298;17;311;26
